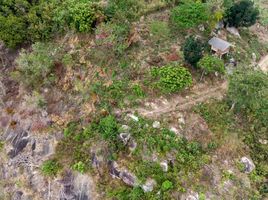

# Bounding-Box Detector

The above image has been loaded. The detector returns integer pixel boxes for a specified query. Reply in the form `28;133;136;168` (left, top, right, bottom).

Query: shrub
228;70;268;128
161;180;173;191
224;0;259;27
170;1;209;29
197;55;225;75
54;0;103;33
98;115;119;140
105;0;143;23
0;15;27;48
183;36;204;66
151;65;192;93
15;42;58;88
41;160;61;176
72;161;86;173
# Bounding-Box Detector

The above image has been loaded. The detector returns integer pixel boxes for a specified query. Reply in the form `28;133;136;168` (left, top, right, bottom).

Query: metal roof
208;37;231;51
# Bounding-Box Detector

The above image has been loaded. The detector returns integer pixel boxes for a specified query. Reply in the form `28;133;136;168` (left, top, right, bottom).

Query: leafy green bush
183;36;204;66
54;0;103;33
224;0;259;27
41;160;61;176
72;161;86;173
197;55;225;75
170;1;209;29
151;65;192;93
0;0;55;48
161;180;173;191
98;115;119;140
14;42;58;88
228;70;268;128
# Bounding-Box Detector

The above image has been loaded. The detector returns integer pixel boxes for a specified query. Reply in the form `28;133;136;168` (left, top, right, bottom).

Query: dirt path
135;81;227;118
258;54;268;72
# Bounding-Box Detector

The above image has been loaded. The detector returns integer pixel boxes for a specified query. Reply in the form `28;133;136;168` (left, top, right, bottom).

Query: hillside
0;0;267;199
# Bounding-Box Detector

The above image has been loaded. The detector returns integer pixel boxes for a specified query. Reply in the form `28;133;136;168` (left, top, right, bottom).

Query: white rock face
152;121;160;129
240;157;255;173
142;179;157;192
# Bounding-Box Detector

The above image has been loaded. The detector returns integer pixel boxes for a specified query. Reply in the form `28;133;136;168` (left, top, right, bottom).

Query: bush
72;161;86;173
54;0;103;33
41;160;61;176
197;55;225;75
0;0;55;48
228;70;268;128
15;42;58;88
151;65;192;93
224;0;259;27
98;115;119;140
161;180;173;191
183;36;204;66
170;1;209;29
105;0;143;23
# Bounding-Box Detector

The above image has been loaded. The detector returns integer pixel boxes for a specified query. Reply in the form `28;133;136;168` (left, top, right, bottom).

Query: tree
224;0;259;27
197;55;225;75
170;1;209;29
228;70;268;127
183;36;204;66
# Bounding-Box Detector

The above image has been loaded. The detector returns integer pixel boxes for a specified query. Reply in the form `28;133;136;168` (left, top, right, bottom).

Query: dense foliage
228;70;268;129
224;0;259;27
171;1;209;29
0;0;102;48
183;36;204;66
197;55;225;74
41;160;61;176
151;65;192;93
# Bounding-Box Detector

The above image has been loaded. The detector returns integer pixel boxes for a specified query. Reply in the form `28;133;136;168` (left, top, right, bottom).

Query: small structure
208;37;232;58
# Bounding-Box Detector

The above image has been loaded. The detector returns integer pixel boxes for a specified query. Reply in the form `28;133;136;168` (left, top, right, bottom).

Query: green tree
197;55;225;75
183;36;204;66
224;0;259;27
228;70;268;127
170;1;209;29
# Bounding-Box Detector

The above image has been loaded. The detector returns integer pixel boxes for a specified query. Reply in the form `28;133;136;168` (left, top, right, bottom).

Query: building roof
208;37;231;52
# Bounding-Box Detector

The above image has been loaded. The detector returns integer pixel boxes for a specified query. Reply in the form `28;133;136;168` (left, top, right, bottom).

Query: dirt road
135;81;227;118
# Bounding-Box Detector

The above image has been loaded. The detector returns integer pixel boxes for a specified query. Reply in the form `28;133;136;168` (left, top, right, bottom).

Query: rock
12;191;23;200
259;139;268;145
240;157;255;173
227;27;241;38
152;121;160;129
142;179;157;192
119;133;131;145
160;161;168;172
127;114;139;122
120;170;139;187
181;191;199;200
108;161;121;179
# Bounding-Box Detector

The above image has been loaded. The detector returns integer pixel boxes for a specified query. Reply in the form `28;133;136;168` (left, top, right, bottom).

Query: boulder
160;160;168;172
240;157;255;173
120;170;139;187
142;179;157;192
119;133;131;145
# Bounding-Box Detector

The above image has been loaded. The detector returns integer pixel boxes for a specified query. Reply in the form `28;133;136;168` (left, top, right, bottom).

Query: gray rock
108;161;121;179
181;191;199;200
142;178;157;192
240;157;255;173
160;160;168;172
12;191;23;200
120;170;139;187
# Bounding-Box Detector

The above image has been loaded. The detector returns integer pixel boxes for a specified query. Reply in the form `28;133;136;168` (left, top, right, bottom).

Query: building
208;37;232;58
